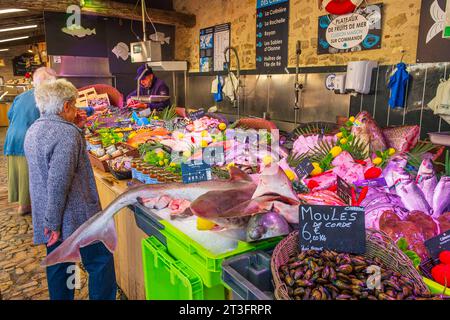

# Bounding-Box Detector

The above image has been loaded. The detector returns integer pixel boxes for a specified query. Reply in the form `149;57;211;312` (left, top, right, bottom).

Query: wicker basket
271;229;430;300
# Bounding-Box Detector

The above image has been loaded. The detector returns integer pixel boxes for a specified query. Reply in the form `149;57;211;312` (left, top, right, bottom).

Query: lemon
157;151;164;159
183;150;192;158
284;169;296;181
310;162;323;176
373;157;382;165
262;155;273;166
336;132;343;138
339;138;348;145
330;146;342;158
226;162;235;169
212;138;217;143
388;148;396;156
117;133;124;138
158;160;164;166
111;139;116;144
153;116;159;120
201;140;208;148
170;162;177;167
201;130;208;137
349;116;355;123
177;133;185;139
197;217;216;230
164;158;169;164
218;123;227;131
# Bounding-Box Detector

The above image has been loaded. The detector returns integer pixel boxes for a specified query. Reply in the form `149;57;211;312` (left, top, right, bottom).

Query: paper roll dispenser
345;61;378;95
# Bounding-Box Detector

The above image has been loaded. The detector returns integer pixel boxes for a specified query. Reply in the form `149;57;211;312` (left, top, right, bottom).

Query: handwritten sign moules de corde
298;205;366;254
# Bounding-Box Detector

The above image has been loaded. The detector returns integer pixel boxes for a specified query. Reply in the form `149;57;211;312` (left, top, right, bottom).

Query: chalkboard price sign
425;231;450;260
294;158;314;178
337;176;352;205
189;109;206;120
298;205;366;254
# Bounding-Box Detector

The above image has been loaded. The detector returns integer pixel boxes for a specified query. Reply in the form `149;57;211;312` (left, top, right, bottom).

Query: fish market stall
75;92;450;300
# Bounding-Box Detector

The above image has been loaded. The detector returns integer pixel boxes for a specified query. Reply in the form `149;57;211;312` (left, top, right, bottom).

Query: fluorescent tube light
0;25;38;33
0;36;29;43
0;9;28;15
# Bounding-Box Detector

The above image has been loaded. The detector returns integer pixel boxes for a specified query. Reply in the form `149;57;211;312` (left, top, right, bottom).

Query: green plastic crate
159;220;281;288
142;236;226;300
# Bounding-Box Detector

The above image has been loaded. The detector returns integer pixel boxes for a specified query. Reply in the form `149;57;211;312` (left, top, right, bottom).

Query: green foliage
288;139;335;171
406;141;437;171
138;142;163;156
159;105;178;121
97;128;124;148
396;238;421;268
445;150;450;176
212;167;230;180
292;123;332;138
344;136;369;161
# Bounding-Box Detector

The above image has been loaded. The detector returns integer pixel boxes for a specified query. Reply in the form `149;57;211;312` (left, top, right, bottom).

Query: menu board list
256;0;289;74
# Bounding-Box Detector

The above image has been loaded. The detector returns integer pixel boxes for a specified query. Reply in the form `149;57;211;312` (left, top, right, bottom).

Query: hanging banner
199;23;231;72
256;0;289;74
317;3;383;55
417;0;450;62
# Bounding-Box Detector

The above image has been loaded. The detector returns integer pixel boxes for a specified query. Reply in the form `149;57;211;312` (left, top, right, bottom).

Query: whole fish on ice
42;166;256;266
416;158;437;207
43;165;299;266
351;111;387;154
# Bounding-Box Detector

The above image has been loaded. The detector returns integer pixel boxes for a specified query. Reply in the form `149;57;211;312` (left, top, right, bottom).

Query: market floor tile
0;127;122;300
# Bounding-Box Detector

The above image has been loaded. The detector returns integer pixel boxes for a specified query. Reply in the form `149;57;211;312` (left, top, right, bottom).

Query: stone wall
173;0;421;71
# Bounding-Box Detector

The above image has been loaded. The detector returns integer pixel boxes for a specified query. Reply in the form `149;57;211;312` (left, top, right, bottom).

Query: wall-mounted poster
199;23;231;72
417;0;450;62
317;3;383;55
256;0;289;74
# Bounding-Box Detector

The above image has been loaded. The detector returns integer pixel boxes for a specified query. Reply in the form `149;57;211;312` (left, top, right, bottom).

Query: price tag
181;161;212;184
189;109;206;120
294;158;314;178
425;231;450;260
354;178;387;188
298;205;366;254
337;175;352;205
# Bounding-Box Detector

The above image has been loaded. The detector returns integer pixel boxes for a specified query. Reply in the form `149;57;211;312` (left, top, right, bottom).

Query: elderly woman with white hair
4;67;57;215
24;79;117;300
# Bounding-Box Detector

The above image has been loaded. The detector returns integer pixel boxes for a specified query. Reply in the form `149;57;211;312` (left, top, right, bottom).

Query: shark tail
41;211;118;267
42;192;138;267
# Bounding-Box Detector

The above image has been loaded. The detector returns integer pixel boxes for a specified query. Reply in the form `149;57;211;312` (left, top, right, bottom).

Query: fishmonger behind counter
126;65;170;114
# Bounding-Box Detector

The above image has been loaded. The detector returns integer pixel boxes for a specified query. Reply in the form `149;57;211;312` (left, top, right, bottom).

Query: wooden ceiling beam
0;0;196;27
0;15;44;28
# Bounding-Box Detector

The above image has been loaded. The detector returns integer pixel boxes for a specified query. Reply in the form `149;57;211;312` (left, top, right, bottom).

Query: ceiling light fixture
0;9;28;15
0;36;29;43
0;48;10;52
0;25;38;33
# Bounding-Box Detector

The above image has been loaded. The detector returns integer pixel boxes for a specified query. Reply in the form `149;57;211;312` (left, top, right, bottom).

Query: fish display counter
67;97;450;300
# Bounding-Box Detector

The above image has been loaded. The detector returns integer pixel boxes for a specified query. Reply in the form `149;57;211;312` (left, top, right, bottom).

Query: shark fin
100;218;117;253
228;166;253;182
252;164;298;201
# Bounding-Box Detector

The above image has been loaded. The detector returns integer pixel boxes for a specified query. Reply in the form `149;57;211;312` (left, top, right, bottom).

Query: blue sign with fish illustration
317;3;383;55
181;161;212;184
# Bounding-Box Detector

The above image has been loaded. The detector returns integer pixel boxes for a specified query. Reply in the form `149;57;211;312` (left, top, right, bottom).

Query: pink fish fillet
42;166;256;267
